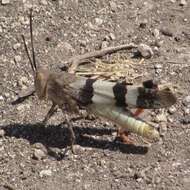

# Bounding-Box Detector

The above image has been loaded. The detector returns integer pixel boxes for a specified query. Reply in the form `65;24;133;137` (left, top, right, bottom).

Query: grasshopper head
22;10;50;100
34;66;50;100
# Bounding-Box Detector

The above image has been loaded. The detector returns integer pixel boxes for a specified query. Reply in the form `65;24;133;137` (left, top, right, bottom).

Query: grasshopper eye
35;70;49;100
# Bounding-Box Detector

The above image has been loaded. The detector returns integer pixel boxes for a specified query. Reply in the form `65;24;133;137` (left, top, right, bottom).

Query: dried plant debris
76;56;145;82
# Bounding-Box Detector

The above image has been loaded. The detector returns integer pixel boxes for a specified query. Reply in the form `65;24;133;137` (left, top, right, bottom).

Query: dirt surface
0;0;190;190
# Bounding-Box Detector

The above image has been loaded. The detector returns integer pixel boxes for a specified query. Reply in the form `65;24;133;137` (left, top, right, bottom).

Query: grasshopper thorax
35;66;50;100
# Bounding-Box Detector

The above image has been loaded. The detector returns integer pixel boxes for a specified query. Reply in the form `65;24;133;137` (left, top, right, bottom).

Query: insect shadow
1;123;148;160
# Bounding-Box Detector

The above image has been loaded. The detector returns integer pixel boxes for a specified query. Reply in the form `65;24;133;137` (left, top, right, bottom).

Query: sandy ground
0;0;190;190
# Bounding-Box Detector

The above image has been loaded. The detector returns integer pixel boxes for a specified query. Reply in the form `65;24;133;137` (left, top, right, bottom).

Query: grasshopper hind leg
115;108;144;144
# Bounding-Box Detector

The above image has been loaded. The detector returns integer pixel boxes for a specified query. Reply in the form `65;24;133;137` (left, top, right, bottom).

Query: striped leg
116;108;144;144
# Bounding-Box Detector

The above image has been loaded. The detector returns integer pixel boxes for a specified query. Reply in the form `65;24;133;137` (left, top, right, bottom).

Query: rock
39;169;52;177
0;25;3;33
4;92;10;98
155;113;167;123
168;106;176;114
160;28;173;37
0;129;5;137
13;43;21;50
183;96;190;106
1;0;10;5
40;0;48;5
153;29;160;39
95;18;103;26
154;63;162;69
109;1;117;12
109;33;116;40
179;0;187;6
58;0;63;6
167;117;174;123
79;40;87;47
183;108;190;114
14;55;21;63
33;149;46;160
101;41;109;49
154;63;163;74
139;19;148;28
159;123;168;136
0;95;4;101
184;18;188;22
138;44;154;58
155;40;164;47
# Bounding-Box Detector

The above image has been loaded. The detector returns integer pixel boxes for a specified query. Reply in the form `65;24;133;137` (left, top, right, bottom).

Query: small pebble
79;40;87;47
39;169;52;177
159;123;168;136
155;113;167;123
109;1;117;12
14;55;21;63
154;63;162;69
1;0;10;5
101;41;109;49
0;25;3;33
0;95;4;101
138;43;154;58
0;129;5;137
179;0;187;6
95;18;103;26
160;28;173;37
183;96;190;106
13;43;21;50
184;108;190;114
167;117;174;123
40;0;48;5
168;106;176;114
153;29;160;39
155;40;164;47
33;149;46;160
109;33;116;40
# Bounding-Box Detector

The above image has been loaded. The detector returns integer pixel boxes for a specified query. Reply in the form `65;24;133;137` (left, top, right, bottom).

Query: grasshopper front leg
42;103;58;126
61;111;76;154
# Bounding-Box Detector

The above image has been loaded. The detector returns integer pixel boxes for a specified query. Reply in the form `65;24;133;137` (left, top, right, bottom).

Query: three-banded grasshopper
21;10;177;152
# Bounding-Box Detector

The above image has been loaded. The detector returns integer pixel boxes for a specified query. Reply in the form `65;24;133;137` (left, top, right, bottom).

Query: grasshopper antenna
21;34;35;73
21;9;37;74
29;8;37;71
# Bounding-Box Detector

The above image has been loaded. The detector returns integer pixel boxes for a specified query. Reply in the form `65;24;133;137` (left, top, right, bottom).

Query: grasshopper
21;9;176;152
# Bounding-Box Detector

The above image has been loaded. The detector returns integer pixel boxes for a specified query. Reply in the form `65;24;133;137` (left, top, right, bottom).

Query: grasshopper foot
65;117;76;154
115;128;135;144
